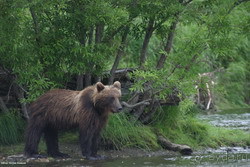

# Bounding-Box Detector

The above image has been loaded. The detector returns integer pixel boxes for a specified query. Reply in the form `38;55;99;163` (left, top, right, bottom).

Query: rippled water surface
199;110;250;132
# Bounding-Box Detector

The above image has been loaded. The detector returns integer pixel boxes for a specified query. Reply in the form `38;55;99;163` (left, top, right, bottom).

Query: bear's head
93;81;122;113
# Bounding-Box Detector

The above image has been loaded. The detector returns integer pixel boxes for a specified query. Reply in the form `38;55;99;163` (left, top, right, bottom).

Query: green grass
102;113;159;150
0;143;24;156
207;126;250;147
0;111;26;145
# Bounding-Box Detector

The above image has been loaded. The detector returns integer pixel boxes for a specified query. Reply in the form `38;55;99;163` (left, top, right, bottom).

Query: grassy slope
153;106;250;148
156;116;250;148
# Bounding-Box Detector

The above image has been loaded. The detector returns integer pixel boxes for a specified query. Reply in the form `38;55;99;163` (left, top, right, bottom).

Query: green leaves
22;77;57;103
0;0;249;109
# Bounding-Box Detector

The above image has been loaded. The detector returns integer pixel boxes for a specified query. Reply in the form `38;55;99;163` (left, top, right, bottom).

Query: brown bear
24;81;122;160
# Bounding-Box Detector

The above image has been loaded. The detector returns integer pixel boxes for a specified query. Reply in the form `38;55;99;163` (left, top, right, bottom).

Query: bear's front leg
79;128;97;160
90;131;106;160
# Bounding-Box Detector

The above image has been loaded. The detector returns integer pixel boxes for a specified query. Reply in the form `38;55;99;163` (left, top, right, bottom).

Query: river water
4;109;250;167
199;109;250;132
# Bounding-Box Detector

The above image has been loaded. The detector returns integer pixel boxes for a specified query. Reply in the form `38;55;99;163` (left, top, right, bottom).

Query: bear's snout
118;107;123;112
111;105;123;113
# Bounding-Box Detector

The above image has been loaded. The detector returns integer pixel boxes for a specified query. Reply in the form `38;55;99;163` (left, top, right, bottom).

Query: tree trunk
83;73;91;87
156;20;178;69
78;28;87;46
93;24;104;83
88;26;94;45
108;27;129;84
95;24;104;44
139;18;155;68
83;27;95;87
76;74;84;90
0;97;8;112
28;0;41;46
76;26;87;90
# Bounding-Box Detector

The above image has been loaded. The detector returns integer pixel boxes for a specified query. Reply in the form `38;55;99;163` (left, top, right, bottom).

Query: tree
0;0;249;121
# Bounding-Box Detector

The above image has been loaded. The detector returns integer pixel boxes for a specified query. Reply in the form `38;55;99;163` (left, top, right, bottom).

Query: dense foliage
1;0;249;107
0;0;249;147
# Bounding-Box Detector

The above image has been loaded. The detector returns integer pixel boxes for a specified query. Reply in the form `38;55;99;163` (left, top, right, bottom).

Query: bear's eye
107;96;115;102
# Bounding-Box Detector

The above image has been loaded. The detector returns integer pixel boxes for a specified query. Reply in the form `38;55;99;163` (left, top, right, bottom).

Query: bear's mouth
111;108;122;113
111;109;119;113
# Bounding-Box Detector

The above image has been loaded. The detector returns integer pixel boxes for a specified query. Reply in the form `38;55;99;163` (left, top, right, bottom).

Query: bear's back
29;88;94;129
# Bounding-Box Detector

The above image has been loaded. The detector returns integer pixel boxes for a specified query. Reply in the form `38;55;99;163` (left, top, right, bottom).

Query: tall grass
102;113;159;150
0;111;25;145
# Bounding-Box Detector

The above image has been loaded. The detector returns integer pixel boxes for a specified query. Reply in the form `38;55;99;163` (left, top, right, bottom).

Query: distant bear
24;81;122;160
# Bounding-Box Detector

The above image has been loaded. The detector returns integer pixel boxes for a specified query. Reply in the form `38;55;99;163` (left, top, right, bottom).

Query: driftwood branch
121;99;151;108
158;135;193;155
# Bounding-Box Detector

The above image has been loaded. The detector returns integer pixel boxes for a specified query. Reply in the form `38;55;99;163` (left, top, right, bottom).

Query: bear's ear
113;81;121;90
96;82;105;92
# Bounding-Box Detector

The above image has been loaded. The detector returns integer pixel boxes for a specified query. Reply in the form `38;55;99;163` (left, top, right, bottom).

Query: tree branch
139;18;155;68
121;99;151;108
156;19;178;69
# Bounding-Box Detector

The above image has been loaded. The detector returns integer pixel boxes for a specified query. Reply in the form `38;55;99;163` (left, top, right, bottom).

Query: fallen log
157;135;193;155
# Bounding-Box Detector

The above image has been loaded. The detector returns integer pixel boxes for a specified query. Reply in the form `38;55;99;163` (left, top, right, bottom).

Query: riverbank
0;108;249;166
1;143;250;167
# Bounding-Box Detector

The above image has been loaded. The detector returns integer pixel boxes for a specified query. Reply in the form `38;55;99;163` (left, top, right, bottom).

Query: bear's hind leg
44;127;70;158
24;122;44;158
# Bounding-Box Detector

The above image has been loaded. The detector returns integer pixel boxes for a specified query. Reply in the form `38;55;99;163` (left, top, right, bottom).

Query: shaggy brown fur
24;81;122;160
